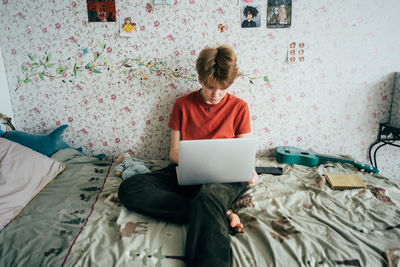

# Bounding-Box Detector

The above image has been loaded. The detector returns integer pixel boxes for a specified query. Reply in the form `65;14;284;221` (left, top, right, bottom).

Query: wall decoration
287;42;305;64
267;0;291;28
14;41;200;91
86;0;116;22
241;4;261;28
218;24;227;32
145;3;154;13
14;44;267;91
120;12;137;37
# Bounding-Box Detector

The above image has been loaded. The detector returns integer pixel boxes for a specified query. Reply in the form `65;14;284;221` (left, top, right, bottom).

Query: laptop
176;138;257;185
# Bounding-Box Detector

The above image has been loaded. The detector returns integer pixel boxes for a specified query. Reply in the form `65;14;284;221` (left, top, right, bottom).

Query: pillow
0;137;65;231
3;124;72;156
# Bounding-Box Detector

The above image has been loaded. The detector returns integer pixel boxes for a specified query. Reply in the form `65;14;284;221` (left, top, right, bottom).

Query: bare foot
226;209;243;233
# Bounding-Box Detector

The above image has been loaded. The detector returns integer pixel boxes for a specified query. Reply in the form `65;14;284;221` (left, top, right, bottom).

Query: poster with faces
241;1;261;28
86;0;116;22
267;0;292;28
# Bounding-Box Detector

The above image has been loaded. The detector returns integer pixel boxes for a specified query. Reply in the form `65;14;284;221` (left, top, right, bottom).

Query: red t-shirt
168;89;251;140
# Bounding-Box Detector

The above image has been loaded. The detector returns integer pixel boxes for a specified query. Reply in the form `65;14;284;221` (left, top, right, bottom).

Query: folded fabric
0;138;65;231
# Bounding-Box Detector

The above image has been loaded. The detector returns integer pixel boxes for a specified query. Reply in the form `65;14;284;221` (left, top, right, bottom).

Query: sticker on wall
287;42;305;64
145;3;154;13
86;0;116;22
267;0;291;28
241;2;261;28
120;12;137;37
218;24;227;32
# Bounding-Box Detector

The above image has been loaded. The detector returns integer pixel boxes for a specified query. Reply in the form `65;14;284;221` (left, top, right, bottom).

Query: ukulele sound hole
300;152;309;155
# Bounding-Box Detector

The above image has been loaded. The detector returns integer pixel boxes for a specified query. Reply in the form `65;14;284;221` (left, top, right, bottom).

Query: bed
1;133;399;267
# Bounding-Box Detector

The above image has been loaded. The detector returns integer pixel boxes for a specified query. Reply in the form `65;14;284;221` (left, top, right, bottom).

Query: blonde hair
196;45;239;89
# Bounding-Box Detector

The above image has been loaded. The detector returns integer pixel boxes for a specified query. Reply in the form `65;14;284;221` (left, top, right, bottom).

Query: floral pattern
0;0;399;182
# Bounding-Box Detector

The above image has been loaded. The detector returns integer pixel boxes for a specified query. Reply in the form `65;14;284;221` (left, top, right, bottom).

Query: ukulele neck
317;154;355;165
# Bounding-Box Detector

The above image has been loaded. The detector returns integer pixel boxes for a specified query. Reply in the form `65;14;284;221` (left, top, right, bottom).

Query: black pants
118;164;248;267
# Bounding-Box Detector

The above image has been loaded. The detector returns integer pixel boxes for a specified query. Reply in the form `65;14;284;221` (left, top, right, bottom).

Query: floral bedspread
0;148;113;267
65;155;400;267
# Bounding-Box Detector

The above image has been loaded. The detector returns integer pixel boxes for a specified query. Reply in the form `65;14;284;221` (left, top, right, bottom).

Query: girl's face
246;12;253;20
200;80;228;105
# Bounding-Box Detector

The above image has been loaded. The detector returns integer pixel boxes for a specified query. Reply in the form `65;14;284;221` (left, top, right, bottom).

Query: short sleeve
168;100;182;131
234;102;251;135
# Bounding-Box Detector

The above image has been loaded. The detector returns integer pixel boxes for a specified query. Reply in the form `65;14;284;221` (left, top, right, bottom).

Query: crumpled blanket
114;157;151;180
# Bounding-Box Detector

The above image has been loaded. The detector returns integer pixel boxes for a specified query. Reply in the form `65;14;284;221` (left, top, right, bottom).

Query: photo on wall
119;11;137;37
241;3;261;28
267;0;291;28
86;0;116;22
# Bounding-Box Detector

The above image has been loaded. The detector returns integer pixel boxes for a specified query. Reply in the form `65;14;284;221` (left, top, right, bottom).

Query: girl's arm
169;129;181;163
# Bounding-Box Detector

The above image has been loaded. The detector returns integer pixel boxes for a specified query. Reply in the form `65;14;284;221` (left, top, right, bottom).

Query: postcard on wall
119;11;138;37
287;42;305;64
86;0;116;22
241;2;261;28
267;0;291;28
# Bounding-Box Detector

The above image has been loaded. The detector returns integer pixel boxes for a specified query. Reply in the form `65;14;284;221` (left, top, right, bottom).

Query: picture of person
279;4;288;24
97;5;107;22
86;0;116;22
268;6;279;24
241;5;261;28
122;17;136;33
119;12;137;37
267;0;291;28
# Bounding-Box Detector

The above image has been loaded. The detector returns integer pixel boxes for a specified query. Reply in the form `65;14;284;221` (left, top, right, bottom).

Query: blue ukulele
276;146;379;173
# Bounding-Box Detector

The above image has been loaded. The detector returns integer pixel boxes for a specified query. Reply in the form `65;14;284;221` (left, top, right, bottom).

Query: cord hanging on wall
368;72;400;169
389;73;400;128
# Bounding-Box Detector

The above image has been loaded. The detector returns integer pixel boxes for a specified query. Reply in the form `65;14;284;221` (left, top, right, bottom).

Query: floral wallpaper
0;0;399;183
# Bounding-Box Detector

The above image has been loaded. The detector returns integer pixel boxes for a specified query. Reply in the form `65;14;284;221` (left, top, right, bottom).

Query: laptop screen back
177;138;257;185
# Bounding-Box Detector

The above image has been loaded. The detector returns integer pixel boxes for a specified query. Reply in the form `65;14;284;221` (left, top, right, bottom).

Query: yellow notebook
325;174;367;190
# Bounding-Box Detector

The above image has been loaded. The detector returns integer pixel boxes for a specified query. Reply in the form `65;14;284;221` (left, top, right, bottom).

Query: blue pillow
3;125;73;156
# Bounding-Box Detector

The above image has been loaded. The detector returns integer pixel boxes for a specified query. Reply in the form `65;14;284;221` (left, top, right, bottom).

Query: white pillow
0;137;65;231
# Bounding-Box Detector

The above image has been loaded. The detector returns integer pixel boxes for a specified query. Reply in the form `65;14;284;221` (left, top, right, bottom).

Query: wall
0;0;399;182
0;44;13;119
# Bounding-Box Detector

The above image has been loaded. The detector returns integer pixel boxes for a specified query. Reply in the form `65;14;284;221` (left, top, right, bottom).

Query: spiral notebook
325;174;367;190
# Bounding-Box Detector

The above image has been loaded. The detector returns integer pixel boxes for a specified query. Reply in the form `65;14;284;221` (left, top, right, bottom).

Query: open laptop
176;138;257;185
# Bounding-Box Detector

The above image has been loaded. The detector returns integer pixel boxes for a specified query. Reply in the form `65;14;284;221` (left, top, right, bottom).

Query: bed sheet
0;149;112;267
1;149;399;267
66;156;400;267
